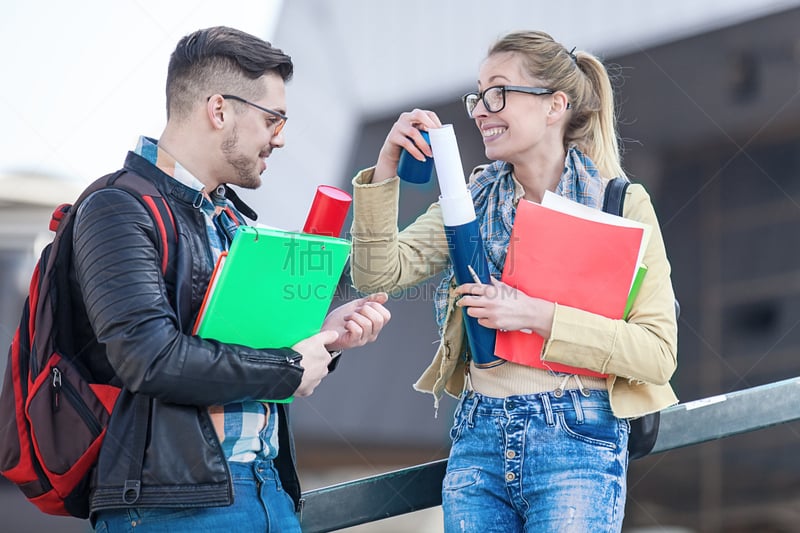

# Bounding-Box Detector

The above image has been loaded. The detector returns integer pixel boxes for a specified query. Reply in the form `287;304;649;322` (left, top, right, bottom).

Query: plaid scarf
433;145;605;334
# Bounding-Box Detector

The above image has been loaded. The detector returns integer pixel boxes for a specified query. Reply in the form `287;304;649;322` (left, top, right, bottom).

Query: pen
467;264;482;285
465;264;532;334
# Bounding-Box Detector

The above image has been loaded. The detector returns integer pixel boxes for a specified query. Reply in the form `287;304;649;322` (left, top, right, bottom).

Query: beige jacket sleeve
350;168;451;292
541;183;678;387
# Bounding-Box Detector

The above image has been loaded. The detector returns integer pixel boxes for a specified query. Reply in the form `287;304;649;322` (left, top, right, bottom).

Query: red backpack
0;170;177;518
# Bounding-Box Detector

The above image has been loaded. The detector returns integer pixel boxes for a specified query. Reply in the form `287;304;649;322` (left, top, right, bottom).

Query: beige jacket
350;168;678;418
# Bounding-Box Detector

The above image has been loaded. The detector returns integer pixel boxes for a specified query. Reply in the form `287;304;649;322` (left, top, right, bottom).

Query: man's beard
221;125;262;189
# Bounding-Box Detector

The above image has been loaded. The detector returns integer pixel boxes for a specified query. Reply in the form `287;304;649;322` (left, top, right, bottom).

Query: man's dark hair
166;26;294;120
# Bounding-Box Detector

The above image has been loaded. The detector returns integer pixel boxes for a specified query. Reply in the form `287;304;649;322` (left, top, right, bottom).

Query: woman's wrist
372;160;397;184
527;297;556;339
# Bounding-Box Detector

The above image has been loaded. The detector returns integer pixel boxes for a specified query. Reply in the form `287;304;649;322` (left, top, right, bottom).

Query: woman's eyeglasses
462;85;557;117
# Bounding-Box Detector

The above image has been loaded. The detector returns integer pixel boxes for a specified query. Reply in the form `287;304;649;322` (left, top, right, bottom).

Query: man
75;26;390;531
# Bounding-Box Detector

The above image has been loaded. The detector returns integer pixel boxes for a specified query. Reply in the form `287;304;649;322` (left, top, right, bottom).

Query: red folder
494;199;644;376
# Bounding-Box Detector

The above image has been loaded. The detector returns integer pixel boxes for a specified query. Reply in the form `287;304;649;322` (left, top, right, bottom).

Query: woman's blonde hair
488;30;625;179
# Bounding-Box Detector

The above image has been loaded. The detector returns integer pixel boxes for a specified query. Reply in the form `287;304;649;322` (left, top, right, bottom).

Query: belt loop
466;393;480;428
253;459;265;483
569;390;585;424
540;393;555;426
453;394;465;421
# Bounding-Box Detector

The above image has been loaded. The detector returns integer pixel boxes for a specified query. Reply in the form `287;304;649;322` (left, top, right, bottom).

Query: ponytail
569;53;626;179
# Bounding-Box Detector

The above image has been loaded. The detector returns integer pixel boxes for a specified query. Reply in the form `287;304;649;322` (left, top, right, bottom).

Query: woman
350;30;677;532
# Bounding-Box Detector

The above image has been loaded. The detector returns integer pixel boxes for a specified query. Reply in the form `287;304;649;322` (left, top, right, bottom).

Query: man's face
220;73;287;189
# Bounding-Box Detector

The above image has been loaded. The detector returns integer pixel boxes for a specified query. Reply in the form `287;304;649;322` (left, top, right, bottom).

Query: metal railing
299;376;800;532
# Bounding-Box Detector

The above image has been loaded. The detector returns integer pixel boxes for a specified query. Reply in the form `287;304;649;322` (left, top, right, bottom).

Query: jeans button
505;472;515;482
506;450;516;459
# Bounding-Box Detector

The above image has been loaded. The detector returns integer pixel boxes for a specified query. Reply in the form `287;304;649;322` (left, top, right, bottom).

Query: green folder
623;264;648;321
193;226;351;400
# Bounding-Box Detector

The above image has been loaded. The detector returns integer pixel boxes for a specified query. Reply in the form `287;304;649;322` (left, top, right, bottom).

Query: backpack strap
602;177;630;218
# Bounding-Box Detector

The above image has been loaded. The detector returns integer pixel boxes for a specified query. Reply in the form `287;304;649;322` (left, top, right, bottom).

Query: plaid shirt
135;136;278;463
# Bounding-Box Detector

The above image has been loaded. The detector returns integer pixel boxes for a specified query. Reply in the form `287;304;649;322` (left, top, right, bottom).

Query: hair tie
568;46;578;63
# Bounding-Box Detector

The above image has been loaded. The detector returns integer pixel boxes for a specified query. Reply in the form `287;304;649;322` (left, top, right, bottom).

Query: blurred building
1;2;800;531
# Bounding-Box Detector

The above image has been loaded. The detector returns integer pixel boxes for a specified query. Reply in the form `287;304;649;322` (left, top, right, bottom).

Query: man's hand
291;330;339;397
322;292;391;352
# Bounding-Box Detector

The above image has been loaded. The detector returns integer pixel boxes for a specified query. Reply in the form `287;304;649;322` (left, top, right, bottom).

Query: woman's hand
321;292;392;351
455;277;555;339
372;109;442;183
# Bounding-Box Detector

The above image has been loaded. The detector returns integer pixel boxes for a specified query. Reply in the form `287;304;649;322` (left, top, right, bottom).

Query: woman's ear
546;91;570;124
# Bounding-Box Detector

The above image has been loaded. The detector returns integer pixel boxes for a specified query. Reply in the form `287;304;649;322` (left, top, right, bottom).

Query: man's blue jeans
442;390;629;533
92;459;300;532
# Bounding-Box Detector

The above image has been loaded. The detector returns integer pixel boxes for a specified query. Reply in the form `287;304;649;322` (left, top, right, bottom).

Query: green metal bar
299;377;800;532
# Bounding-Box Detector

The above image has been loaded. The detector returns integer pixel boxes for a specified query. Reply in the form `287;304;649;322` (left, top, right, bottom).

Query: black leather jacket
71;152;305;514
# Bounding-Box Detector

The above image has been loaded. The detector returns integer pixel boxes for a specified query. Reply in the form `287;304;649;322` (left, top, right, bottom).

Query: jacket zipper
51;367;103;438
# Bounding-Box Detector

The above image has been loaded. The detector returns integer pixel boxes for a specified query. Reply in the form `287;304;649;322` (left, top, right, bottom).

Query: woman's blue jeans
443;390;629;533
92;459;300;532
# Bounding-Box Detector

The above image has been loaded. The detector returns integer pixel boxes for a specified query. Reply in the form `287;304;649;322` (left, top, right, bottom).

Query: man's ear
206;94;226;130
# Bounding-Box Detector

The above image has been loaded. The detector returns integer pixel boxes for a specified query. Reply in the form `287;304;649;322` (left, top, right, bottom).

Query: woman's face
471;52;556;165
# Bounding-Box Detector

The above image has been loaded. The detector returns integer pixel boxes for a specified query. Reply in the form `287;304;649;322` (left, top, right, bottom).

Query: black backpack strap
602;177;630;217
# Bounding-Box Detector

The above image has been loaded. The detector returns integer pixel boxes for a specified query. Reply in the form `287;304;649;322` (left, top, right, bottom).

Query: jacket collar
124;151;204;208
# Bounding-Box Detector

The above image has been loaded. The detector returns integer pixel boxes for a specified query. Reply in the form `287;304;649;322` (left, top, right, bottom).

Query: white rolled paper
430;124;476;226
439;193;476;226
428;125;469;200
